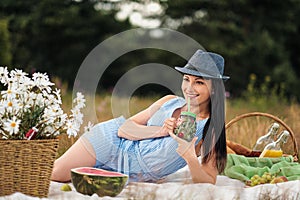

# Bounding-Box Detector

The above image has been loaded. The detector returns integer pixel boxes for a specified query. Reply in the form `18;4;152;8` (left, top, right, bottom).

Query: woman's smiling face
181;74;212;108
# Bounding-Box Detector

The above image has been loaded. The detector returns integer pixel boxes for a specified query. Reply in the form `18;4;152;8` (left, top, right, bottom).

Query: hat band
185;64;222;78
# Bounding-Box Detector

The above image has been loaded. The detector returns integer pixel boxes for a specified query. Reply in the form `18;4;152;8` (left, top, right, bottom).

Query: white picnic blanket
1;165;300;200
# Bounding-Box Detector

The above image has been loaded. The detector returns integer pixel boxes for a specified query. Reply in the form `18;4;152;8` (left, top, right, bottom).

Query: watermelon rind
71;167;128;197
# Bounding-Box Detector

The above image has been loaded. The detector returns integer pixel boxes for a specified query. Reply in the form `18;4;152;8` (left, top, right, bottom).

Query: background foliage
1;0;300;101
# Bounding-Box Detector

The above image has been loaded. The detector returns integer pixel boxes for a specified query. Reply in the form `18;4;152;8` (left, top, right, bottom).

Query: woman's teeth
187;94;198;98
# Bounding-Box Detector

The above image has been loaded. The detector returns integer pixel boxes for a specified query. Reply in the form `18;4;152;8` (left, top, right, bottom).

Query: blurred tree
0;19;12;66
1;0;300;100
0;0;131;85
161;0;300;100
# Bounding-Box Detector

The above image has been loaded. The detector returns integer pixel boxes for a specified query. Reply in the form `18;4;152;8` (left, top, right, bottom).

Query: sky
94;1;164;28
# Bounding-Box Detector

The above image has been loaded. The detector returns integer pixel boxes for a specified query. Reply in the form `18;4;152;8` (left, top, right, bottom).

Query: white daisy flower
42;125;57;136
0;67;88;139
0;100;6;115
71;107;84;125
0;66;9;84
43;105;64;123
3;98;20;113
32;72;54;93
33;93;46;107
22;79;35;89
53;88;62;104
1;86;18;99
73;92;86;109
66;119;80;137
10;69;28;84
84;121;94;133
20;92;35;107
4;116;21;135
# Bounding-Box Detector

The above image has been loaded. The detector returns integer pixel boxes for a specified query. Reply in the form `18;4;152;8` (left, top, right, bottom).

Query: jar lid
180;111;196;118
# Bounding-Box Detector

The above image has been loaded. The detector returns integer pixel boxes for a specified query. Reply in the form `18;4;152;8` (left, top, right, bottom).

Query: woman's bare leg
51;137;96;182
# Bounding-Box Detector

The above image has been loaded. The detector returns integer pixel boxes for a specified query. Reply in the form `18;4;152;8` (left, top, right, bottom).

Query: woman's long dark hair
201;79;227;173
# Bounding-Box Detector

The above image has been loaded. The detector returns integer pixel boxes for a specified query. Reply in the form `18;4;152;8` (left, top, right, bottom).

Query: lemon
60;184;72;192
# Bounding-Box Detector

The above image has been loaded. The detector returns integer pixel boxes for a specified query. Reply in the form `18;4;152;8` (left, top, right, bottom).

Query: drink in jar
174;111;197;142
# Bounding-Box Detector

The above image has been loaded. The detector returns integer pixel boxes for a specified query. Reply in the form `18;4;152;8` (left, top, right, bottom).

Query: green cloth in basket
224;154;300;182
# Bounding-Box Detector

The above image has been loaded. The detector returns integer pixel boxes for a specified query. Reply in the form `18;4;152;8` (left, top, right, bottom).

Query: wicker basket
0;139;59;198
226;112;299;161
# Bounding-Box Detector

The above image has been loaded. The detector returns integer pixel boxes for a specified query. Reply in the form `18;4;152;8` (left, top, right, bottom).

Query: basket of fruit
225;112;299;162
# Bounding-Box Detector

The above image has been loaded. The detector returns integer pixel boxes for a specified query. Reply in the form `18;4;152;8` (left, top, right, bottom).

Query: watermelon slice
71;167;128;197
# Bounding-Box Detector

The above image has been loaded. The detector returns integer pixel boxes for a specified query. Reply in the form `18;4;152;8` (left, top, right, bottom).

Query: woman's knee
51;159;71;182
51;137;96;182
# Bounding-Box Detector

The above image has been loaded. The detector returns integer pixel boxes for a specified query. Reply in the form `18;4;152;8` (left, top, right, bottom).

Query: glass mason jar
174;111;197;142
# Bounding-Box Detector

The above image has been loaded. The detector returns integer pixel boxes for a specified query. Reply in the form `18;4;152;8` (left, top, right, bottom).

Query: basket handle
226;112;299;161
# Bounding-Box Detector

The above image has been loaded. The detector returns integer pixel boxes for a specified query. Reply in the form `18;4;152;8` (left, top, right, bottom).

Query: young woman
51;50;229;184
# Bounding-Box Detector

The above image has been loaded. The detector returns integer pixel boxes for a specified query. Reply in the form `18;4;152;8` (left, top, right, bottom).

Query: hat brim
175;66;230;81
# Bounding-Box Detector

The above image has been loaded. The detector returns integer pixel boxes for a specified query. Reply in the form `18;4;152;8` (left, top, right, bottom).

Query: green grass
226;99;300;159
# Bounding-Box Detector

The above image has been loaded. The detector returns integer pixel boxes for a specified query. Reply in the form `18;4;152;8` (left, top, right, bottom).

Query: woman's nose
187;82;194;90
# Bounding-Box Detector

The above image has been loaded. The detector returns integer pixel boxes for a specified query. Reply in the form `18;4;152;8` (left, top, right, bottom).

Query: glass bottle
259;130;290;158
174;111;197;142
252;122;280;152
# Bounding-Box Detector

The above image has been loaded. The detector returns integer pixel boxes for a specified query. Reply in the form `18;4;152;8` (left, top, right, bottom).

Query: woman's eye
196;81;204;85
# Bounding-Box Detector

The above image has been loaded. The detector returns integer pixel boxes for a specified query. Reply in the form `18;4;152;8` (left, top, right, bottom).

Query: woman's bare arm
184;149;218;184
118;95;177;140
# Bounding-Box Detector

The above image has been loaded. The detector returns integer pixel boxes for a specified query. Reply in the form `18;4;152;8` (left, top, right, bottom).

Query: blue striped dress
82;96;208;182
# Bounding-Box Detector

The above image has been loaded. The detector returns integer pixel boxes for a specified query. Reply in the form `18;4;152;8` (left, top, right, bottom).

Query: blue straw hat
175;50;230;80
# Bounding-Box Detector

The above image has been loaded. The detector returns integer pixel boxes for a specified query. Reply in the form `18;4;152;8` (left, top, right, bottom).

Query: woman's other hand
169;131;198;161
